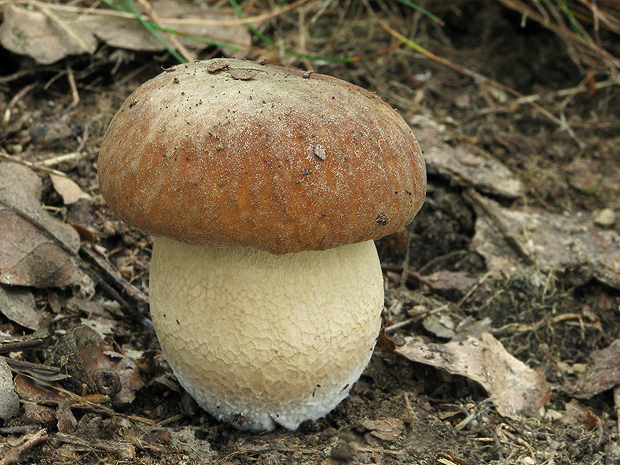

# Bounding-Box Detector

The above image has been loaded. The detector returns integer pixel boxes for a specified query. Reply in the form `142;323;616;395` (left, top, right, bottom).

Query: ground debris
564;339;620;399
396;332;550;420
52;325;144;404
0;357;19;421
360;417;406;441
0;286;40;331
0;1;618;462
0;428;48;465
54;433;135;460
49;174;90;205
410;115;524;199
0;1;250;65
0;162;81;288
469;190;620;289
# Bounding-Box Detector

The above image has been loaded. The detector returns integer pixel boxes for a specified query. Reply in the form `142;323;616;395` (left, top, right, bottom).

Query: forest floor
0;0;619;463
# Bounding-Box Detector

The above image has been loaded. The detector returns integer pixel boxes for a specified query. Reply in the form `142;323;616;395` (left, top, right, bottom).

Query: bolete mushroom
98;59;426;431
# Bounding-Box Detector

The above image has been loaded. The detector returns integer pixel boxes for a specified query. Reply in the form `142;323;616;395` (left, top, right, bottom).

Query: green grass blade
228;0;358;63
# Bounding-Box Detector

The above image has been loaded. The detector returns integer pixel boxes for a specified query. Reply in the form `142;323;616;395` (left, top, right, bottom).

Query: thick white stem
149;237;384;431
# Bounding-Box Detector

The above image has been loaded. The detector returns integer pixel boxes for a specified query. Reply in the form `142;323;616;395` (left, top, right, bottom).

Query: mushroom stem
150;237;384;431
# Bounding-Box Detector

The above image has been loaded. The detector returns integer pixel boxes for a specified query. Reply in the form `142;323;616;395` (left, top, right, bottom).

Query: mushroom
98;59;426;431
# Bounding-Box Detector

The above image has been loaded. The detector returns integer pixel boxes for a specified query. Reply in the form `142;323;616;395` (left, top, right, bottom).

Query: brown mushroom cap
98;59;426;254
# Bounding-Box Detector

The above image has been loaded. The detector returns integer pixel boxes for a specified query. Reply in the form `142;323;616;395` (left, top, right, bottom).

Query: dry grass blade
7;0;310;27
133;0;195;62
498;0;620;76
361;0;583;142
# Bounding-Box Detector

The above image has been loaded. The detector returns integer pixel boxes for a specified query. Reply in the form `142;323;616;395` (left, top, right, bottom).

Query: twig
0;428;48;465
512;77;619;106
496;312;583;334
35;3;92;53
455;270;493;308
0;151;69;177
2;83;36;125
66;64;80;108
4;358;69;382
0;426;41;436
38;152;83;168
0;69;34;84
79;245;153;329
399;232;412;292
0;336;47;354
134;0;195;62
55;434;136;459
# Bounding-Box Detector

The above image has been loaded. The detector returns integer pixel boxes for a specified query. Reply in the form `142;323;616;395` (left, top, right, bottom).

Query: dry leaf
50;174;90;205
411;116;523;199
564;339;620;399
422;270;479;299
397;332;550;420
422;313;456;339
0;4;97;65
56;399;78;434
0;357;20;421
0;285;41;330
88;0;251;55
361;417;406;441
0;162;81;288
559;399;600;430
0;1;251;64
471;195;620;289
14;374;67;405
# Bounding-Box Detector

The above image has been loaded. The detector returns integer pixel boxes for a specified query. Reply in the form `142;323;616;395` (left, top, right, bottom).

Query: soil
1;0;620;464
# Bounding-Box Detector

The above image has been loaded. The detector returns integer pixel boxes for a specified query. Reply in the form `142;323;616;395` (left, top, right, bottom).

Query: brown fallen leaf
89;0;251;55
360;417;406;441
0;428;49;465
396;332;550;420
0;285;41;330
470;191;620;289
564;339;620;399
0;1;251;64
422;313;456;339
0;357;20;421
0;162;81;288
562;399;600;430
420;270;479;300
410;115;523;200
49;174;90;205
14;374;68;406
56;399;78;434
0;4;97;64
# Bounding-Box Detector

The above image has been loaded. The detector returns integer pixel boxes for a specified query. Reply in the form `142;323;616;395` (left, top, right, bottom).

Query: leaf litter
0;1;251;65
396;332;551;420
0;0;620;462
0;162;81;288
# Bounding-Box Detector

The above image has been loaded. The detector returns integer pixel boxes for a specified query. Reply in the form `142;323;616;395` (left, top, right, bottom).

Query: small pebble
572;363;587;375
593;208;615;227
